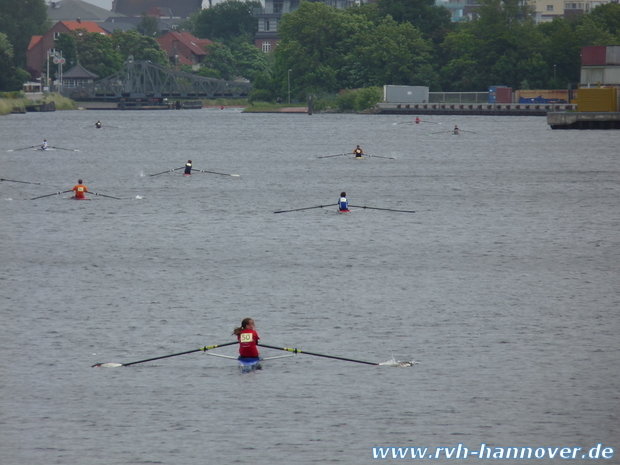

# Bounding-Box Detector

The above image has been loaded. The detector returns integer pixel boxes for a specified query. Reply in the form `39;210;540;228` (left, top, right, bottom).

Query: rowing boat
238;357;262;373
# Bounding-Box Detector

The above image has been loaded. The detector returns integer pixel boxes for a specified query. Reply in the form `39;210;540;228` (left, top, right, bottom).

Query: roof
28;36;43;51
157;31;213;57
62;63;99;79
48;0;125;21
58;20;110;34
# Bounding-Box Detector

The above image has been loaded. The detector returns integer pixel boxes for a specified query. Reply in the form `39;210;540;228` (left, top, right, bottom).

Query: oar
6;145;38;152
348;205;415;213
194;169;240;177
420;120;442;124
274;204;338;214
1;178;41;185
427;131;451;135
30;190;72;200
257;344;379;366
149;167;184;177
460;130;479;134
92;341;239;367
317;153;349;159
367;154;396;160
50;146;80;152
89;192;121;200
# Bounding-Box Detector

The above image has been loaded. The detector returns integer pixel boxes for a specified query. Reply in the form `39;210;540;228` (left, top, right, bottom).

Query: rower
353;145;364;158
95;120;102;129
72;179;88;199
184;160;192;175
415;117;420;124
453;125;460;135
233;318;260;360
338;191;349;212
41;139;48;150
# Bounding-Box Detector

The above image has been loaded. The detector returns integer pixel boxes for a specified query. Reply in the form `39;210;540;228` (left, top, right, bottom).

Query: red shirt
72;184;88;199
237;329;260;357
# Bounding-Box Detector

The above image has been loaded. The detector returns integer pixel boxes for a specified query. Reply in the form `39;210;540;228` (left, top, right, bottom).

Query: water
1;109;618;464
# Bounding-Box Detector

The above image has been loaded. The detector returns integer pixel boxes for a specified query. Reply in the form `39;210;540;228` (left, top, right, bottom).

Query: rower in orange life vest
353;145;364;158
184;160;192;175
338;191;350;212
72;179;88;199
233;318;260;359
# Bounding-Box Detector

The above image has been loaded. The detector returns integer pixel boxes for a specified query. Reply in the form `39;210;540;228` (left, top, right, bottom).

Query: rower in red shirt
72;179;88;199
233;318;260;358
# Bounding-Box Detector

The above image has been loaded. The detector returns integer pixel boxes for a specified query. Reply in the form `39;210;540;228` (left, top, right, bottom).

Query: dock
376;102;576;116
547;112;620;129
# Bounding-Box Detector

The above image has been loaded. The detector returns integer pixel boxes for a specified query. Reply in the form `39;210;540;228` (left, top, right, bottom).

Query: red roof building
27;20;109;74
156;31;213;68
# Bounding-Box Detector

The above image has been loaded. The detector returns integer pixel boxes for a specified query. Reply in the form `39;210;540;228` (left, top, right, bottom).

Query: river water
1;109;618;464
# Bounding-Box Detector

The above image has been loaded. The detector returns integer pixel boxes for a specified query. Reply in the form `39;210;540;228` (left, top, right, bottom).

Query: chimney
76;17;81;23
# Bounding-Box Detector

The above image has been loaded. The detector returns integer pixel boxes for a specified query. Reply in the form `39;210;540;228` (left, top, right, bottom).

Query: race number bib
240;333;254;343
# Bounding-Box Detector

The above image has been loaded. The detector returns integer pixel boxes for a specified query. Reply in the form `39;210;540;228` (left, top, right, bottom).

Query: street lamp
287;69;292;104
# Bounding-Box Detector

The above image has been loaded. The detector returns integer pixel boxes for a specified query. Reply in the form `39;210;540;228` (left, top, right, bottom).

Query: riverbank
0;93;77;115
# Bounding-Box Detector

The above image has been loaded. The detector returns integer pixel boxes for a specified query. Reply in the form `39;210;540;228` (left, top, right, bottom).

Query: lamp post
553;64;557;81
287;69;292;104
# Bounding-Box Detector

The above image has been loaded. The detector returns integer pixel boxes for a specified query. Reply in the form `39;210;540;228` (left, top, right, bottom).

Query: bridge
62;60;252;100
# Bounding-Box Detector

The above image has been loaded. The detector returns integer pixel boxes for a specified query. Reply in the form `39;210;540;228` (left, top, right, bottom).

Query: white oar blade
93;362;123;368
379;358;418;367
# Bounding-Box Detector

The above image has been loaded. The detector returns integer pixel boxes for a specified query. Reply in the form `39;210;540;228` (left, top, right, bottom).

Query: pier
376;102;576;116
547;112;620;129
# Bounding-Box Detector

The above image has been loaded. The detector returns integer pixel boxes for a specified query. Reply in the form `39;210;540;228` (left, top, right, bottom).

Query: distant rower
338;191;349;212
353;145;364;158
95;120;102;129
453;125;460;135
415;117;420;124
184;160;192;175
41;139;48;150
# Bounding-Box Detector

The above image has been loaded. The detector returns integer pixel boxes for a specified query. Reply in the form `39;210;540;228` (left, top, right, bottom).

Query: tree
275;2;372;94
231;41;269;80
0;32;29;91
137;14;160;38
188;0;262;44
374;0;452;43
55;30;123;78
201;43;236;80
440;0;548;90
112;30;169;66
0;0;50;67
342;17;437;88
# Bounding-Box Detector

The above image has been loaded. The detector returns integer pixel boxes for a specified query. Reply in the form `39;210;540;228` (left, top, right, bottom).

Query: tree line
1;0;619;96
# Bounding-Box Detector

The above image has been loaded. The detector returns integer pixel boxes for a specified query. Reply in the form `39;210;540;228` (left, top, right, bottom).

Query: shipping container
582;46;607;66
577;87;618;112
383;85;429;103
489;86;512;103
606;46;620;66
581;67;620;86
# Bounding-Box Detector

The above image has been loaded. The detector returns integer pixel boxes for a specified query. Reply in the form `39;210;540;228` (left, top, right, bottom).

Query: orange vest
72;184;88;198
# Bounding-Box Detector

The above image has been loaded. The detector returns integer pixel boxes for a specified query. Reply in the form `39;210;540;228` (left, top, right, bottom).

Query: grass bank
201;98;248;107
243;102;307;112
0;92;77;115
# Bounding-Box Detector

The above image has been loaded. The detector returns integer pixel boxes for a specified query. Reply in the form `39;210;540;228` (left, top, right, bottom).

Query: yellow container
577;87;618;112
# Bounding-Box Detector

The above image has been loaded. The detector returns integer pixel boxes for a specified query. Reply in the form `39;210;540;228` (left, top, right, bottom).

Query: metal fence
429;92;488;103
